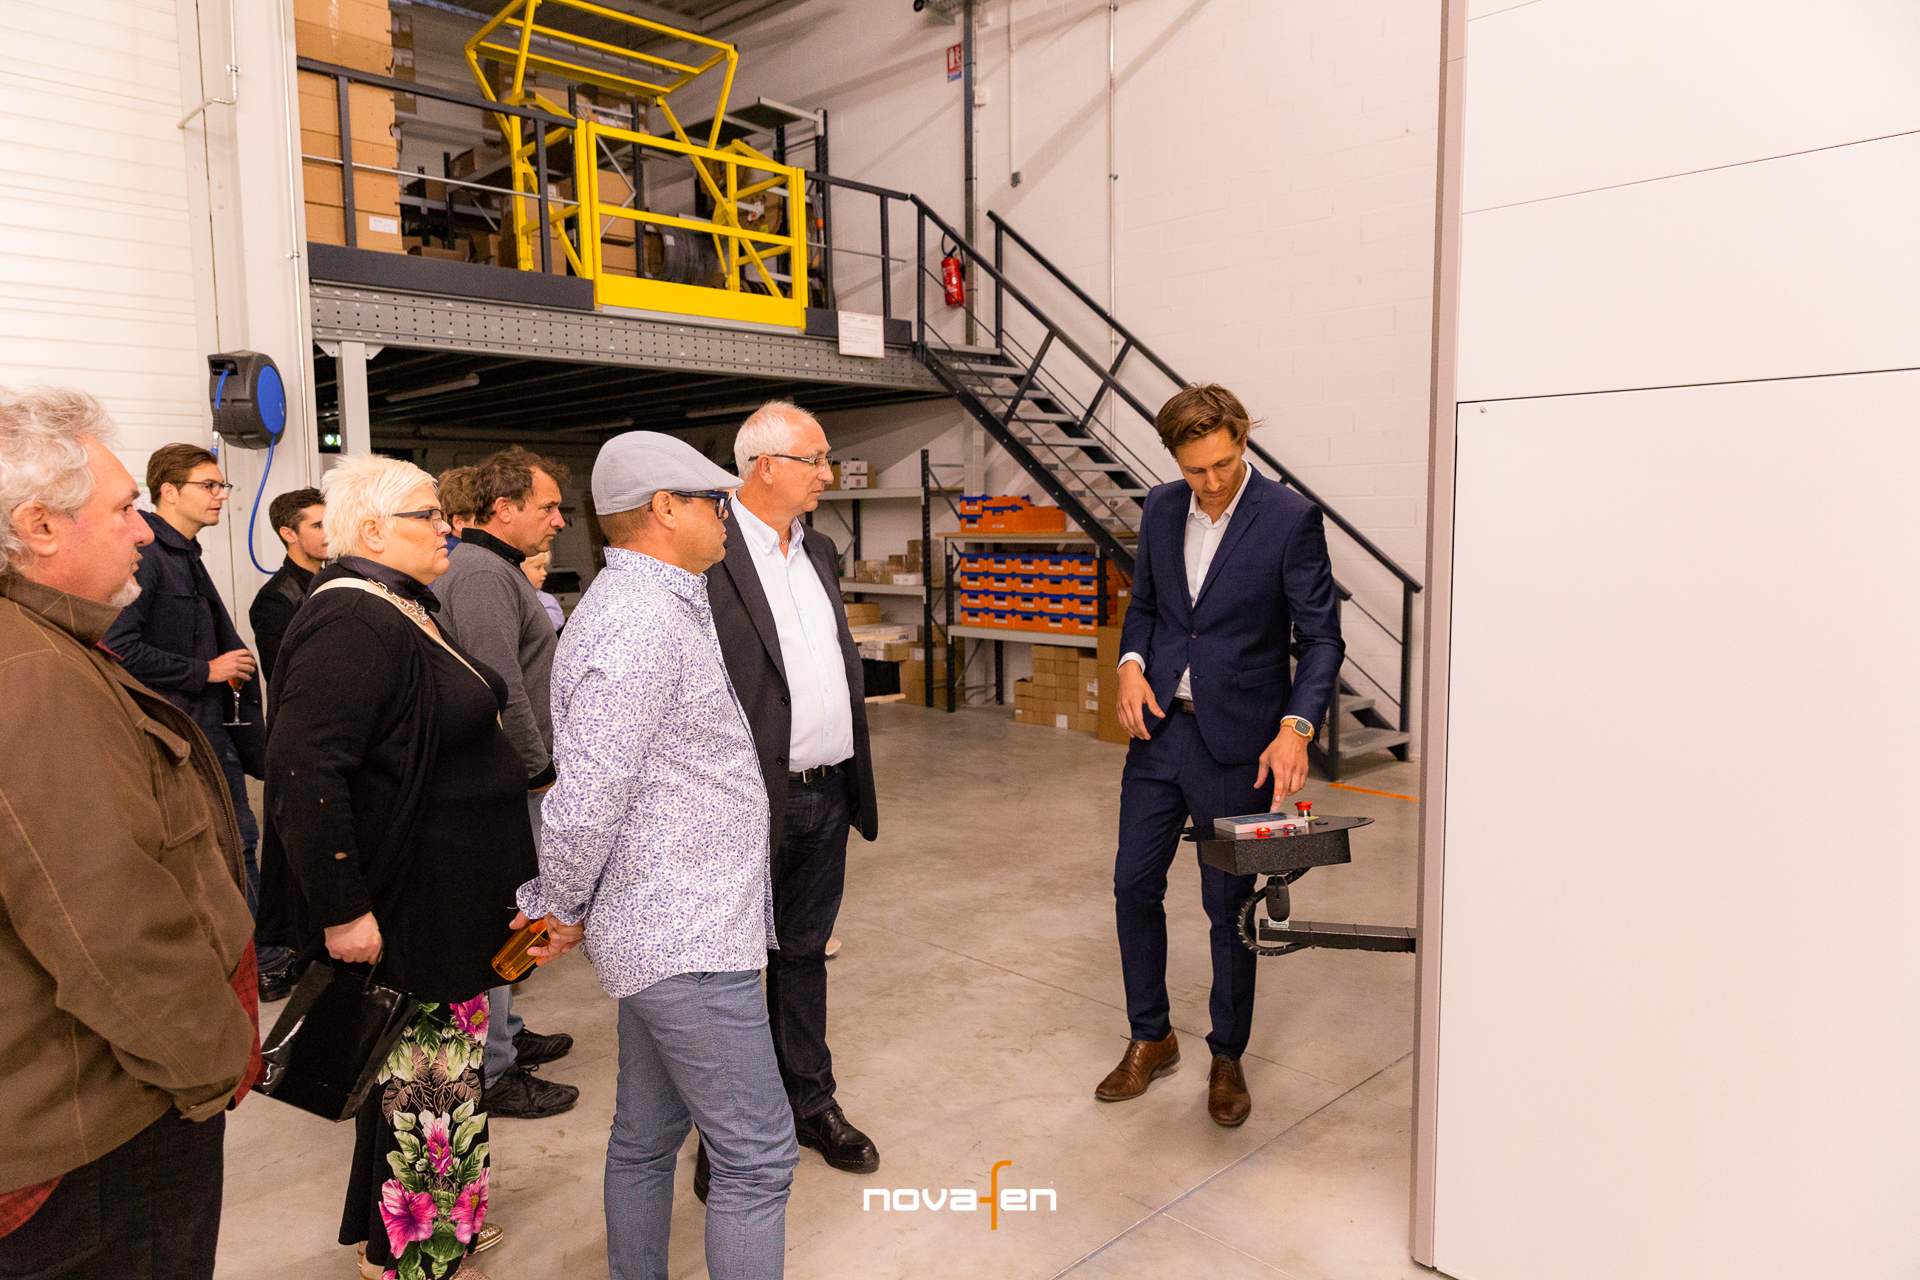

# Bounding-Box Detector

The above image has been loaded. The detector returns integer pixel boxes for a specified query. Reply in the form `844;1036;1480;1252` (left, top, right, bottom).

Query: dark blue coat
102;517;265;775
1118;467;1345;764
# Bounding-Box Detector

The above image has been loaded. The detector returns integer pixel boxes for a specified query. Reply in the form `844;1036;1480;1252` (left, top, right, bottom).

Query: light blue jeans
483;792;546;1086
606;970;797;1280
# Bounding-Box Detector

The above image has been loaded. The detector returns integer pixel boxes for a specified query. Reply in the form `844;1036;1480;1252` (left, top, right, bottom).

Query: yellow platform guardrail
463;0;807;327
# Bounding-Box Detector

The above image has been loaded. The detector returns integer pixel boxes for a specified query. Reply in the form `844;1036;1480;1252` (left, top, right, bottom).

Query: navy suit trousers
1114;710;1267;1059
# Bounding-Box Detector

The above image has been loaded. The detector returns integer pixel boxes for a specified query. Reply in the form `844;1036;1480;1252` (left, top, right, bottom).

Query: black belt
1171;697;1197;715
788;761;845;787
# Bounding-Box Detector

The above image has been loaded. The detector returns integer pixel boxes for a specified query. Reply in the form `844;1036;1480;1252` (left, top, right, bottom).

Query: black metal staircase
812;176;1423;780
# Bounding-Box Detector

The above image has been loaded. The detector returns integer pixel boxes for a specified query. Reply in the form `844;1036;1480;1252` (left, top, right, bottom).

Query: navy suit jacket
1119;468;1344;764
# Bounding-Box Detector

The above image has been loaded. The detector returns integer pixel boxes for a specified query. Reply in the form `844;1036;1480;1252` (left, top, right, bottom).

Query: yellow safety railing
573;120;808;326
460;0;807;326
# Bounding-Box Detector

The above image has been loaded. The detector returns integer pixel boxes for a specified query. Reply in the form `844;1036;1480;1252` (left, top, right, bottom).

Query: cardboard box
304;203;404;253
1096;624;1127;743
298;75;397;145
844;602;884;626
294;21;392;76
299;127;396;166
295;0;392;39
901;662;955;708
301;162;400;213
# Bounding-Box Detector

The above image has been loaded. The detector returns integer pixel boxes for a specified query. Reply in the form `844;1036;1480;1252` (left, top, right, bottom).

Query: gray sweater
433;535;557;786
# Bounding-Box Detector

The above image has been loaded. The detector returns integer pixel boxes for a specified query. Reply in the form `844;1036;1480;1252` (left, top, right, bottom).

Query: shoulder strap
311;578;493;693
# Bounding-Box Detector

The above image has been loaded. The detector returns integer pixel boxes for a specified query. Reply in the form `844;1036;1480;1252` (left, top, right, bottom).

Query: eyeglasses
391;507;452;532
757;452;833;470
668;490;732;515
181;480;236;495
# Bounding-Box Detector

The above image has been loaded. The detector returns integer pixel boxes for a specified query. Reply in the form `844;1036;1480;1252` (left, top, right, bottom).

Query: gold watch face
1291;718;1314;738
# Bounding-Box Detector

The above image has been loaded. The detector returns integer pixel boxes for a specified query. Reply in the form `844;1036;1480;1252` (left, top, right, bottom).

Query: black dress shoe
482;1065;579;1120
796;1104;879;1174
257;959;301;1004
693;1141;710;1205
512;1027;573;1068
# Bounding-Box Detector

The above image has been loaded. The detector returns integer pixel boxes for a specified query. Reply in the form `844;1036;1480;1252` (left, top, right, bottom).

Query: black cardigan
257;563;536;1002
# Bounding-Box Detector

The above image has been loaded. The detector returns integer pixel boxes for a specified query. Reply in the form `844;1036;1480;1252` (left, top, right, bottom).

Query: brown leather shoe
1208;1055;1251;1127
1094;1031;1180;1102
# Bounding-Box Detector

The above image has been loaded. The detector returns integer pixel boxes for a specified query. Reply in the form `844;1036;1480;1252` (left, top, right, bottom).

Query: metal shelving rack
933;523;1136;712
802;449;963;706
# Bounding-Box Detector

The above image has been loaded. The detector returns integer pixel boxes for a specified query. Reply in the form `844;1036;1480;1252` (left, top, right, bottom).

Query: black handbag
257;956;420;1122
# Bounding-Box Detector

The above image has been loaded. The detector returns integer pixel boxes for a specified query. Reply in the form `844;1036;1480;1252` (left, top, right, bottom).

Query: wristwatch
1281;715;1315;741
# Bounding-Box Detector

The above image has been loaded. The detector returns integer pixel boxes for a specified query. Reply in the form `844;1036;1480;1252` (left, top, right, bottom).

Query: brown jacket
0;573;256;1192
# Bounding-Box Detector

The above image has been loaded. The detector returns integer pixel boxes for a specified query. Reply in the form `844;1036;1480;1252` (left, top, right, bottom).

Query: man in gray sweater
433;445;579;1121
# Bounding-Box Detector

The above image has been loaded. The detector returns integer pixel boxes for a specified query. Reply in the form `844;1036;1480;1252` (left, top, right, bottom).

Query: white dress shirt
732;498;855;771
1120;464;1251;702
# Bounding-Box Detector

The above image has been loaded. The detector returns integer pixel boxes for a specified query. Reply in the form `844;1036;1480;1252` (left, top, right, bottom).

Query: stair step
1012;410;1078;422
1332;695;1375;717
1325;726;1410;757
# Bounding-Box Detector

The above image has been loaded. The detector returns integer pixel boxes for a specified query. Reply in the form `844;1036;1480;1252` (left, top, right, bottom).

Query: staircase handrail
985;210;1423;595
910;198;1164;432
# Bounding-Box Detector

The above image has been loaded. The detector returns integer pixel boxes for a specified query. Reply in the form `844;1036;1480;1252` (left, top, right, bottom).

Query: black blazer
1119;468;1345;764
706;518;878;856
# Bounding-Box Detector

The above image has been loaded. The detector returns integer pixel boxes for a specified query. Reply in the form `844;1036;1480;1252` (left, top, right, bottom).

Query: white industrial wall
1418;2;1920;1276
720;0;1441;713
0;0;219;554
1;0;320;631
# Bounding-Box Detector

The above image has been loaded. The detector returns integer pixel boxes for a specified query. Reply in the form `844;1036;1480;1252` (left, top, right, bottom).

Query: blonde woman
519;549;566;632
257;455;575;1279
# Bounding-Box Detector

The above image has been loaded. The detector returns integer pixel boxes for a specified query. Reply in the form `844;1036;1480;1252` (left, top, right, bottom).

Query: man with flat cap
514;432;796;1280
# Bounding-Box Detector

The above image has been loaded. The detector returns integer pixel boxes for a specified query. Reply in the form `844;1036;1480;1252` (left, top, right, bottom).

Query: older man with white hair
0;387;258;1280
697;401;881;1195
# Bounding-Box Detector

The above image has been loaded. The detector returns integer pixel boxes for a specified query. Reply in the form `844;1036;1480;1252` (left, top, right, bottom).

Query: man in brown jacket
0;387;258;1280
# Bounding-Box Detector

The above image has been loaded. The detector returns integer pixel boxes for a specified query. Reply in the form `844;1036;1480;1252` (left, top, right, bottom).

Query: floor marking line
1328;782;1420;802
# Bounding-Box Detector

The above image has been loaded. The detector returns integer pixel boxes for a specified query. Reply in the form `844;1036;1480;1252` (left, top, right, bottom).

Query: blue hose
245;434;277;574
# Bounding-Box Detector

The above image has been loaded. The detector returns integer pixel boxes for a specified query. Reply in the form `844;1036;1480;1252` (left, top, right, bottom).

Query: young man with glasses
698;401;882;1197
431;445;580;1122
515;431;797;1279
104;443;288;999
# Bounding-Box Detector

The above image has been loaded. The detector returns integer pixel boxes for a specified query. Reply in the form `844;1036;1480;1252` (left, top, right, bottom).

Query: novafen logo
863;1160;1057;1229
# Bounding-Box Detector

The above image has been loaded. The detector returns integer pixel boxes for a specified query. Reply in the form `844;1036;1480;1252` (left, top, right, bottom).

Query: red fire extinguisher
941;241;966;307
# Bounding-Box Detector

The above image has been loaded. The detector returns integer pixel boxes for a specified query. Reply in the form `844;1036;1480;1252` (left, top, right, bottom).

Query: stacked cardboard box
1012;644;1100;733
900;638;963;709
1096;624;1126;744
296;0;403;253
390;1;415;114
824;459;869;490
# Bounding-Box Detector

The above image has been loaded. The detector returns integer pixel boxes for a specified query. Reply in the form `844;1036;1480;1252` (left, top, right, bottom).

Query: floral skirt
341;995;492;1280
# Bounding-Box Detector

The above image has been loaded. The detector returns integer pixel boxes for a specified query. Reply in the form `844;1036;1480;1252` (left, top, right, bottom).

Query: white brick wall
725;0;1440;735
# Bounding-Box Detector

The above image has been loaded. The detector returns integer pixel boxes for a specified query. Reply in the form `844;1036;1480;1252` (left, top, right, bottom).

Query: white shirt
1120;464;1251;702
732;497;855;771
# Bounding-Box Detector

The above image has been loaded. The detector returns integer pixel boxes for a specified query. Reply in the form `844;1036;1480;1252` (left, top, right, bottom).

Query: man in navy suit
1096;384;1345;1126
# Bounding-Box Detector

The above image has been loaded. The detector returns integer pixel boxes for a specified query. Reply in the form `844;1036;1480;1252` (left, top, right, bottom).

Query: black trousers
0;1110;225;1280
1114;710;1265;1059
766;770;851;1119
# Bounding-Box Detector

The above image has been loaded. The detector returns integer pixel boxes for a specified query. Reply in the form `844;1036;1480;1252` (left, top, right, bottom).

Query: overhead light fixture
685;400;776;420
386;373;480;403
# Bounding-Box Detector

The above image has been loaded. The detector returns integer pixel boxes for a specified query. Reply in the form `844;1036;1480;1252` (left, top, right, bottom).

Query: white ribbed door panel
0;0;206;471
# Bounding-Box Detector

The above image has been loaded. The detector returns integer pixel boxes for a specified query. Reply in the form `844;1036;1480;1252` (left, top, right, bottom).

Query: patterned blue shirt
516;548;774;998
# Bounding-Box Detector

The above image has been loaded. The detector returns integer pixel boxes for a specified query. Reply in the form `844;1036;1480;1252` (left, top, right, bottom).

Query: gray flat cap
592;430;742;513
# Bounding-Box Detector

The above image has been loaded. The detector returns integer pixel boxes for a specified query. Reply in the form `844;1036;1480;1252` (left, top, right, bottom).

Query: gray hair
0;386;120;570
732;400;817;475
321;453;438;559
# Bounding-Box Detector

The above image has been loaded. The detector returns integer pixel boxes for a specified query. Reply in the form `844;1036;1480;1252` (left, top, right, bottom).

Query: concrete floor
221;703;1432;1280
